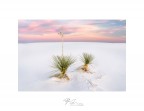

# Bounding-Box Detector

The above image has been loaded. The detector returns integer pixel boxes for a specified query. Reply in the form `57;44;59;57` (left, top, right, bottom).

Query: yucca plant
52;55;75;80
81;53;94;72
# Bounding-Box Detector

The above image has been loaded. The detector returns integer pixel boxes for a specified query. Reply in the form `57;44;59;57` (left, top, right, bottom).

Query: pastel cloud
18;20;126;43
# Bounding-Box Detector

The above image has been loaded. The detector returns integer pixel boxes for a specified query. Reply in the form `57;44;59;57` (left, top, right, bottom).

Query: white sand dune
18;42;126;91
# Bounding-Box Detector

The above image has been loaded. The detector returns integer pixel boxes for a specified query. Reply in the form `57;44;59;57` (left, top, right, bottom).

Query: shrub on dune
52;55;75;80
81;53;94;72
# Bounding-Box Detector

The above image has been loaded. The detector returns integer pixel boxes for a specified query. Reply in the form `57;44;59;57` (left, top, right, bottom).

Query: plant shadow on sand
47;64;105;91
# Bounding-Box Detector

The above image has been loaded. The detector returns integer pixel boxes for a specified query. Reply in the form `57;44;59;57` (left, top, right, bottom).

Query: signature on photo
63;98;84;106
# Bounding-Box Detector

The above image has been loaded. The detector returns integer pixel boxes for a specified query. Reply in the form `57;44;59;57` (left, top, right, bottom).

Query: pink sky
18;20;126;43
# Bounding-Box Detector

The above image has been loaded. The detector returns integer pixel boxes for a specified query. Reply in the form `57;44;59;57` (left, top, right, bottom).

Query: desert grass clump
52;55;75;80
81;53;94;72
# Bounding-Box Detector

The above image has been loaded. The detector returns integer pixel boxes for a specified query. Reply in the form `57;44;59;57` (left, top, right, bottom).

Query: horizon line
18;41;126;43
